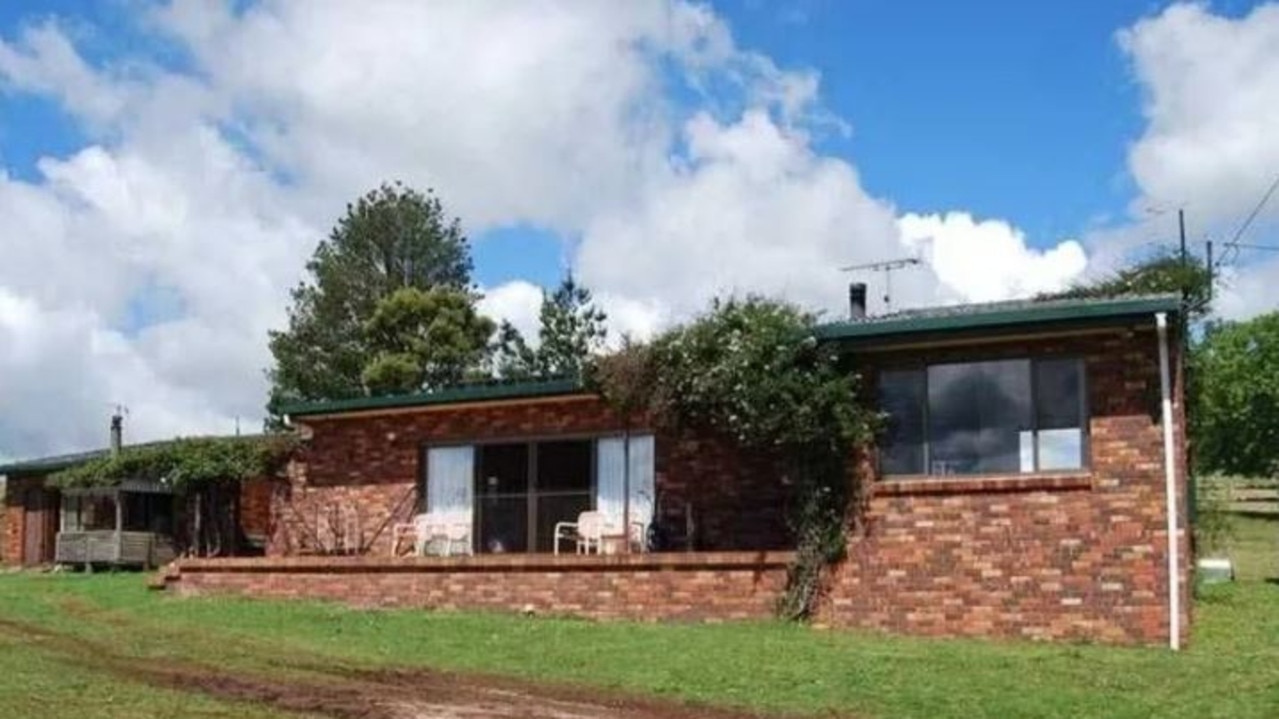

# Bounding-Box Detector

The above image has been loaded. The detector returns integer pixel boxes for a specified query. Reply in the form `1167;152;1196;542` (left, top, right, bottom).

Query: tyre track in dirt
0;617;834;719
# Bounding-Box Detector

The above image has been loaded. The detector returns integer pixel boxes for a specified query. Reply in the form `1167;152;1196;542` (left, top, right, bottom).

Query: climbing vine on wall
50;435;297;492
589;297;877;620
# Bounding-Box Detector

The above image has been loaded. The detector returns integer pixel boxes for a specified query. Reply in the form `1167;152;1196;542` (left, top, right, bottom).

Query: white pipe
1156;312;1181;651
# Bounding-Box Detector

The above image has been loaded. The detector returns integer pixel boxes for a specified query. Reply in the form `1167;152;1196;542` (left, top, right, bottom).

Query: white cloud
0;288;226;457
577;109;914;320
149;0;682;232
1118;2;1279;318
1121;4;1279;223
595;293;669;344
575;110;1089;321
898;212;1088;303
478;281;544;342
4;0;880;458
0;21;132;126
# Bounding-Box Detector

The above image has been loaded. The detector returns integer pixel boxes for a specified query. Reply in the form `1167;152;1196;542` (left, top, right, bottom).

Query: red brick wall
274;396;790;557
1;477;26;566
1;475;57;567
165;552;792;621
817;328;1191;645
238;477;274;546
245;325;1189;646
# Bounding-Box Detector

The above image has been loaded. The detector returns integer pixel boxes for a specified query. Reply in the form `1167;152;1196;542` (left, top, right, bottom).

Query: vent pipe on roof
109;409;124;457
848;282;868;320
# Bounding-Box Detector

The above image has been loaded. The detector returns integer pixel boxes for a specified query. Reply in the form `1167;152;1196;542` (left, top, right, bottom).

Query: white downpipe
1156;312;1181;651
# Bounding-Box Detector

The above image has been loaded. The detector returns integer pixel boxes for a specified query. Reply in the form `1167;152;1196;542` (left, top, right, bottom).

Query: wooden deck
55;531;176;568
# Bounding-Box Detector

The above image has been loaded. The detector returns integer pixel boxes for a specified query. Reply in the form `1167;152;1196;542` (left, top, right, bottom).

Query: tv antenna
840;257;921;314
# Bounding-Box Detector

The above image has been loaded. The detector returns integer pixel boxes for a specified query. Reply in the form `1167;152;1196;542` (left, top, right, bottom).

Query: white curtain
426;446;474;526
595;434;655;530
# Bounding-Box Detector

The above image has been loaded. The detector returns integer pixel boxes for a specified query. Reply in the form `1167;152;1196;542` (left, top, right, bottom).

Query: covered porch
56;480;177;568
393;433;680;557
275;386;789;559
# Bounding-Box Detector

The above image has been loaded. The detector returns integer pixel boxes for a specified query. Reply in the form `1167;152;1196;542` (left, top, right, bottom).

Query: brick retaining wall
162;551;793;621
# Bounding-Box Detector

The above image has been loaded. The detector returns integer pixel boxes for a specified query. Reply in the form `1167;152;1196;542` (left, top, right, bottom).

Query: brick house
7;292;1191;647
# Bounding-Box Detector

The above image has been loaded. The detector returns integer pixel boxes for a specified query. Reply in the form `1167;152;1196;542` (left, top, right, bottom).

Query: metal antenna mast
840;257;921;314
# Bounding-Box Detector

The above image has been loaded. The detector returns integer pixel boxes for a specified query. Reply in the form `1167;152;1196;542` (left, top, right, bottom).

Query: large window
879;357;1086;476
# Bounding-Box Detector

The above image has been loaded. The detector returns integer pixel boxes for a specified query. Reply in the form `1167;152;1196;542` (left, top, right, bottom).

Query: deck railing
54;531;175;568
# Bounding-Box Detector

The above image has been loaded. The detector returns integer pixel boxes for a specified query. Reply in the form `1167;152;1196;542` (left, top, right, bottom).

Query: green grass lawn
1225;515;1278;582
1;565;1277;719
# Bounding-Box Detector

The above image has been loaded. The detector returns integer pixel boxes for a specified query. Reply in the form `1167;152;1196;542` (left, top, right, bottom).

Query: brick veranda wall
163;552;793;621
817;328;1192;645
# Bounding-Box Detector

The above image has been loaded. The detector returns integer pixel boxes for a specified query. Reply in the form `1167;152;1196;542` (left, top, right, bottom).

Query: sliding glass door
473;440;593;554
474;443;529;553
428;435;655;555
532;441;593;552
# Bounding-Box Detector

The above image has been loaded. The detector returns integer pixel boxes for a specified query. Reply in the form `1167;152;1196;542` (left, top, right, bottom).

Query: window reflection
878;357;1086;477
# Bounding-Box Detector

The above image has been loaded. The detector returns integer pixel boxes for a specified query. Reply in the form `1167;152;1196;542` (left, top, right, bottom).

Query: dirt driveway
0;617;790;719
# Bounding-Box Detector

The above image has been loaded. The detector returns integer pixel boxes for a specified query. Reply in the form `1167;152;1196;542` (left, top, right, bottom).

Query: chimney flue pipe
848;282;868;320
109;411;123;456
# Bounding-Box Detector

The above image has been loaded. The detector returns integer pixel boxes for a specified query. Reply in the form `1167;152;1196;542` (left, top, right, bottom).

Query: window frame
877;355;1090;479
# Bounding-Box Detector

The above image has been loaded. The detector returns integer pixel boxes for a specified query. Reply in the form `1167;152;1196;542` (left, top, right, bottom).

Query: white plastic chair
554;511;606;555
412;514;473;557
442;521;472;556
600;520;649;555
411;514;442;556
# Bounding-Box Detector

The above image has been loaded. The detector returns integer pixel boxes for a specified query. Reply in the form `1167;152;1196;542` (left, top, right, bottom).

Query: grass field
2;561;1277;719
1226;515;1278;581
2;493;1276;719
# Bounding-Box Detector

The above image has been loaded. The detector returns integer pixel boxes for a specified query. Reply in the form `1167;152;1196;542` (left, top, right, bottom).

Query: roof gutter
1156;311;1182;651
812;295;1182;343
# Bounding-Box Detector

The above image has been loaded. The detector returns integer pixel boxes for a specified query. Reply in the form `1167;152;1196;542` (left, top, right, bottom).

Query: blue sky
0;0;1238;285
2;1;1278;457
732;0;1150;240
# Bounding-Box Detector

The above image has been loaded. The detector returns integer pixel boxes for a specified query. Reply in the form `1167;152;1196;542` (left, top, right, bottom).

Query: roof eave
279;378;589;419
812;295;1182;343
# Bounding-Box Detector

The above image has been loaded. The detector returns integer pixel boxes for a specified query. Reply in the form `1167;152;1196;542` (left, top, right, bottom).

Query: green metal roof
812;293;1182;343
278;377;586;418
0;434;269;478
0;448;110;477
